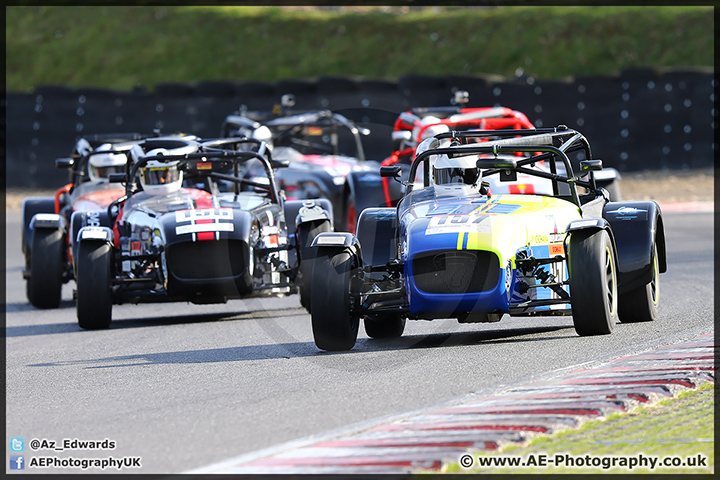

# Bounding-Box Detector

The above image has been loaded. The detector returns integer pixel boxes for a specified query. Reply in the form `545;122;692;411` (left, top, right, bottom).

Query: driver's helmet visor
89;164;124;179
434;167;479;185
142;165;180;185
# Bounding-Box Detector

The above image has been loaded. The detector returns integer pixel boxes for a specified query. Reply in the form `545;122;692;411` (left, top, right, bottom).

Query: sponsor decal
549;232;565;243
549;244;565;255
86;210;101;227
606;206;649;220
530;234;549;244
426;214;493;235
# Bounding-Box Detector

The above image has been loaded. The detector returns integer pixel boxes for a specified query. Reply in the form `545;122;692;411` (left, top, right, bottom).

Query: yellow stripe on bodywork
457;232;465;250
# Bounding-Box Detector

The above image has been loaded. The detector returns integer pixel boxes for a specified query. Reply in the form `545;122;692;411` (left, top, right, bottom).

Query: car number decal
175;208;233;222
426;214;493;235
175;208;235;239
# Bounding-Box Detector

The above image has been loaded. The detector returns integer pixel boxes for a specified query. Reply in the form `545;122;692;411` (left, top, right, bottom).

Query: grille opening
167;239;247;281
413;250;499;294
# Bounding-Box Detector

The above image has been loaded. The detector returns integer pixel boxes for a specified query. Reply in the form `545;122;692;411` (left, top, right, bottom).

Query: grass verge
6;6;713;93
441;381;714;474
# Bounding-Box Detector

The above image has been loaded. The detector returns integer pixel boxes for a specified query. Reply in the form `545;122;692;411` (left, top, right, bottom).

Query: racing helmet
432;153;480;186
138;149;183;195
88;143;127;182
251;125;274;152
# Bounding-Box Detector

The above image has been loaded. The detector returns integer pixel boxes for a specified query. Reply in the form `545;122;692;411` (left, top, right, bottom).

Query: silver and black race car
21;131;194;309
221;95;377;232
70;136;332;329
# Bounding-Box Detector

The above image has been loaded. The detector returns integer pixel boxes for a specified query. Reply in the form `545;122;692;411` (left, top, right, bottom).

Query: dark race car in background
70;136;332;329
221;94;377;232
308;126;664;351
20;131;197;308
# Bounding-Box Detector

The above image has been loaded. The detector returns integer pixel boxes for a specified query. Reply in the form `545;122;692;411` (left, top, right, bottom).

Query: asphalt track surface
4;206;714;474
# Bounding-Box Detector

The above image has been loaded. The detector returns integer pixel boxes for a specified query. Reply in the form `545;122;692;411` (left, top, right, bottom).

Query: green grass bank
441;382;714;475
6;6;713;93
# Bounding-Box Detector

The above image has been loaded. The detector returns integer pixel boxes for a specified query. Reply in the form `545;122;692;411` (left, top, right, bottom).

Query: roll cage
406;126;603;208
223;108;369;161
114;138;284;205
55;132;164;186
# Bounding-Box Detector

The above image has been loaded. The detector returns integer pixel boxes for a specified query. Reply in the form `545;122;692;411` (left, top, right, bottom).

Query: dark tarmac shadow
27;325;574;368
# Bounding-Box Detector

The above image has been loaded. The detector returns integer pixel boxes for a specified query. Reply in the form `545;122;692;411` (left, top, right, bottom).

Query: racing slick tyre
311;249;360;351
76;242;113;330
568;229;617;336
28;228;64;308
364;314;406;339
618;242;659;323
297;220;332;313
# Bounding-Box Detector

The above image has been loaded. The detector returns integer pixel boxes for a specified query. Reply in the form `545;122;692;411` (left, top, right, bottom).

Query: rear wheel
364;314;405;339
76;242;113;330
28;229;64;308
297;220;331;313
311;249;360;351
568;229;617;336
618;243;659;323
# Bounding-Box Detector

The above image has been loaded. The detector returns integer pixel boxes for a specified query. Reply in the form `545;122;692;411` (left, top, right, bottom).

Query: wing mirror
580;159;603;172
380;165;402;178
108;173;126;183
476;157;517;169
55;157;74;169
271;158;290;169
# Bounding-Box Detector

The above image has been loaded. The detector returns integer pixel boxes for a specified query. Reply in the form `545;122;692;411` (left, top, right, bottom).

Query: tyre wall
5;67;714;188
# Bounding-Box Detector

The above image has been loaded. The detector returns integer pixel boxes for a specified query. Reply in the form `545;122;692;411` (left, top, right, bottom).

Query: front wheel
76;242;113;330
364;314;406;339
297;220;332;313
28;228;65;308
311;249;360;351
568;229;617;336
618;243;659;323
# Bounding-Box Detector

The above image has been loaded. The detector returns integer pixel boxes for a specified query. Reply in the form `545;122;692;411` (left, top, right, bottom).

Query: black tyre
28;229;64;308
311;249;360;351
76;242;113;330
568;229;618;336
297;220;331;313
618;243;659;323
364;314;406;339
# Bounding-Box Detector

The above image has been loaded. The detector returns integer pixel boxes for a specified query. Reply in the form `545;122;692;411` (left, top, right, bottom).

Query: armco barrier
5;68;714;188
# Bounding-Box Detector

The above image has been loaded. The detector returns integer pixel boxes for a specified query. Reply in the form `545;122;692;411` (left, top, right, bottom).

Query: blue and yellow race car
308;126;665;351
